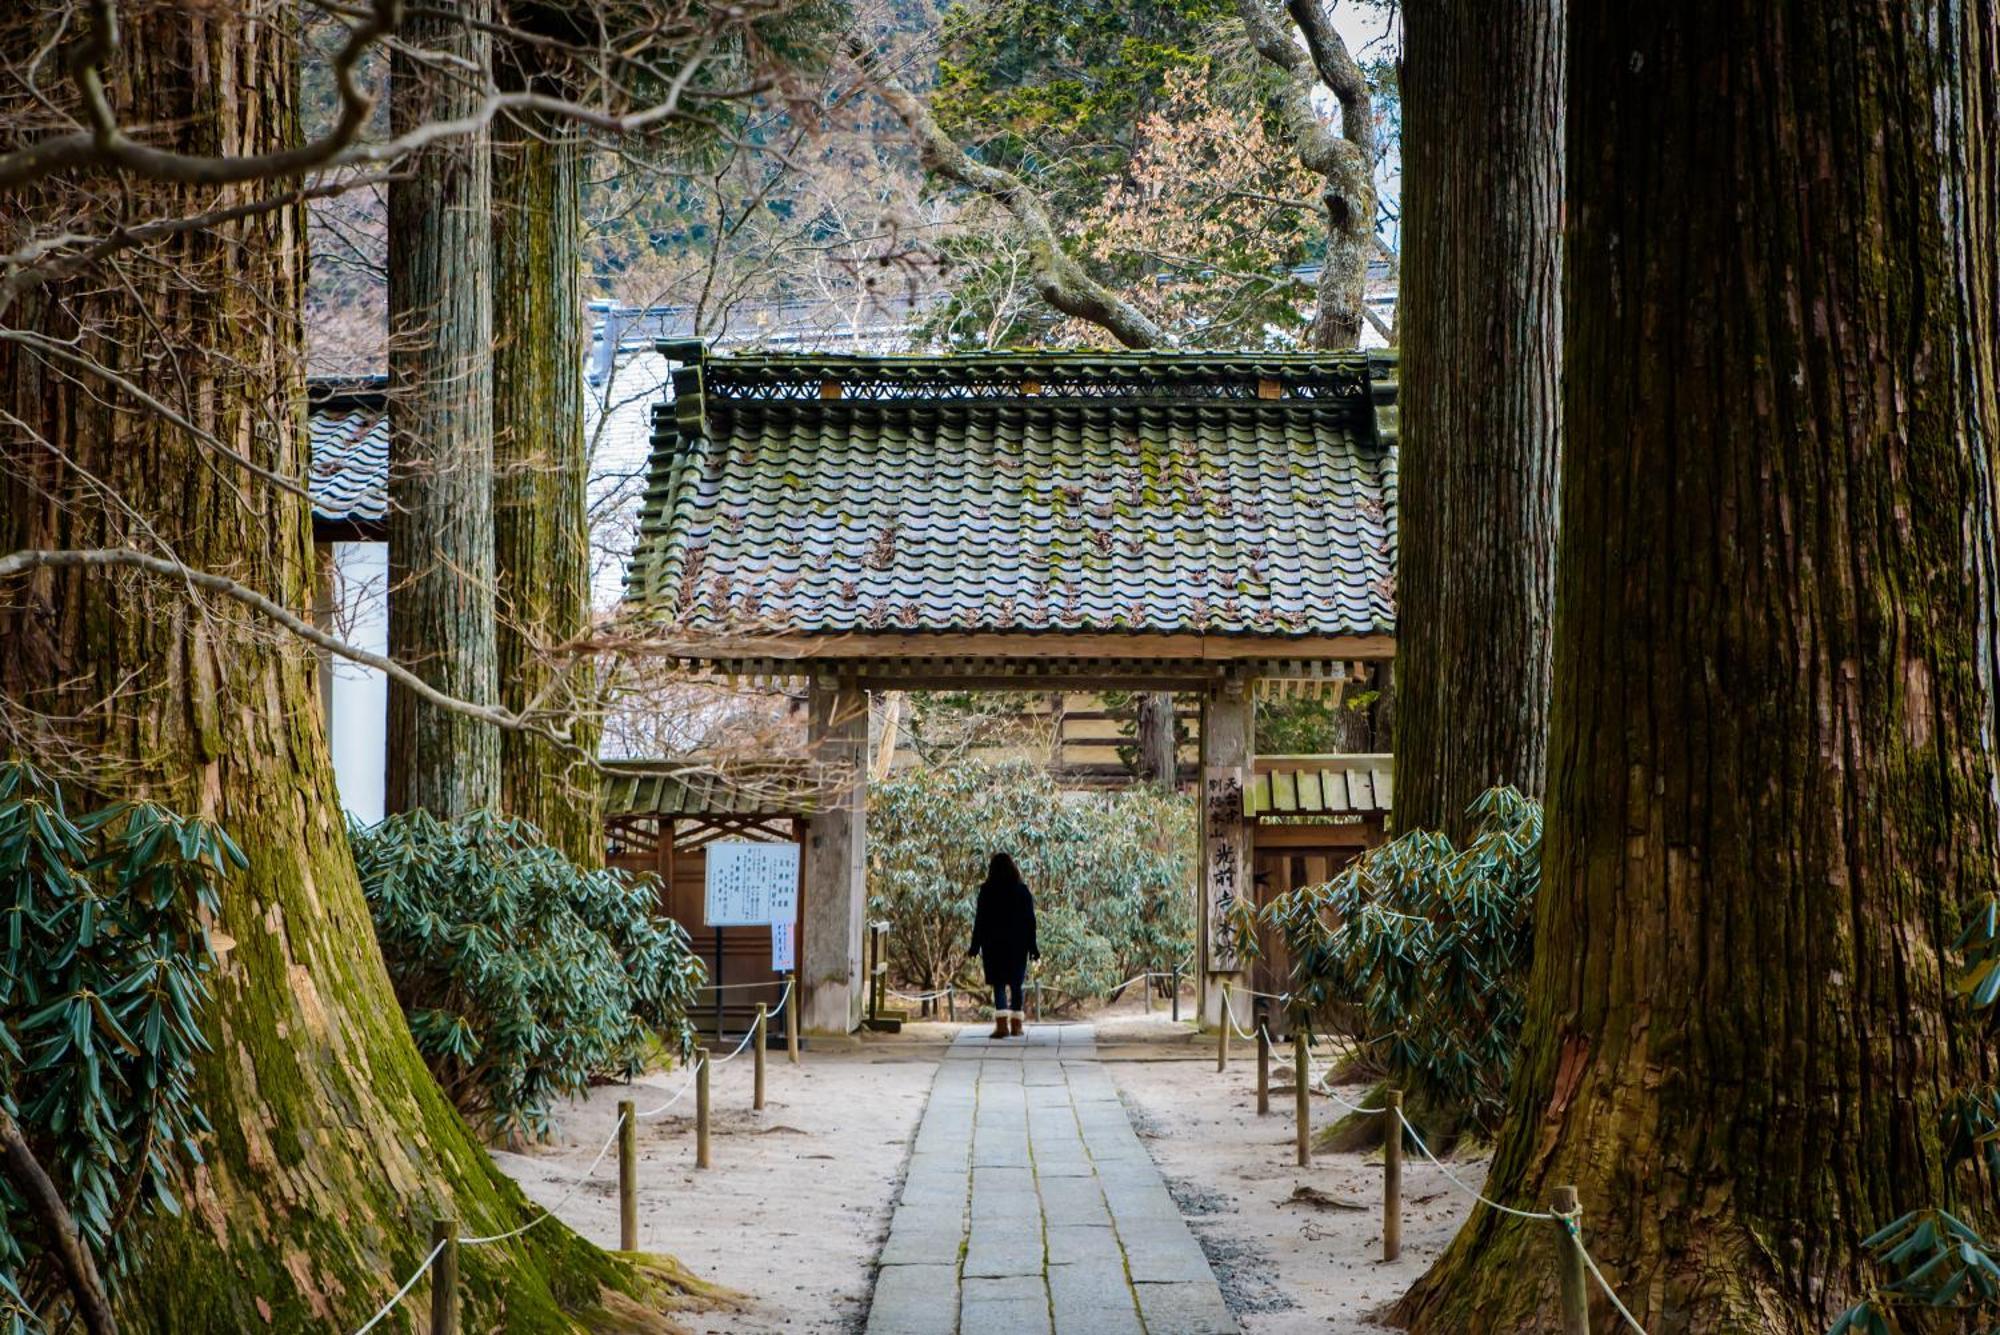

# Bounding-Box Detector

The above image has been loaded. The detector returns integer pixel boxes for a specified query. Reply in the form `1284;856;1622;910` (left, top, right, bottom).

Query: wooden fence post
617;1100;637;1251
1256;1024;1270;1115
1216;981;1230;1073
754;1004;768;1111
1171;967;1181;1023
1145;972;1156;1013
430;1216;458;1335
695;1050;711;1169
1383;1089;1402;1261
1553;1184;1589;1334
1293;1026;1311;1167
785;976;799;1064
947;986;956;1022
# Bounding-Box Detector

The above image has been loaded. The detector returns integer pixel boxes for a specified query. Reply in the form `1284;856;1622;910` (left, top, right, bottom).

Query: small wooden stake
1383;1089;1403;1261
1553;1184;1589;1334
695;1050;711;1169
785;976;799;1064
1293;1026;1311;1167
1256;1023;1271;1115
1145;973;1156;1013
617;1100;638;1251
753;1004;768;1111
1216;981;1231;1072
430;1216;458;1335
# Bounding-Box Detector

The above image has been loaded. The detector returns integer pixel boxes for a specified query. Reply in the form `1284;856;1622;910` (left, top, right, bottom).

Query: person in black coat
968;852;1039;1038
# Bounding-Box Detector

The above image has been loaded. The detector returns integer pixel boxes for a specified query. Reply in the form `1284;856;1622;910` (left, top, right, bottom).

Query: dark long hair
982;852;1027;895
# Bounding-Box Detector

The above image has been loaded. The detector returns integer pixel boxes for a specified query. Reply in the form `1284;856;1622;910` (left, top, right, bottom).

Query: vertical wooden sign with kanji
1205;766;1247;973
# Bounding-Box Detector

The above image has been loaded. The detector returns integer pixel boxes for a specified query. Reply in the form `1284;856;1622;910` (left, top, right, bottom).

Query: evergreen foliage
0;761;239;1317
1265;787;1540;1135
867;763;1194;1009
351;811;704;1141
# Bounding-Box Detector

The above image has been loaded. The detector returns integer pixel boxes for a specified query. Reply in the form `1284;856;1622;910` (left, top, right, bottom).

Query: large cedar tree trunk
1397;4;2000;1330
1390;0;1562;839
0;4;675;1326
492;77;601;865
387;0;501;817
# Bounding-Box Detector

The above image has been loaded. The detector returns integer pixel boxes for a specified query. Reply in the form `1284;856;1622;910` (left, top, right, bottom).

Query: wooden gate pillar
803;681;868;1033
1199;676;1253;1028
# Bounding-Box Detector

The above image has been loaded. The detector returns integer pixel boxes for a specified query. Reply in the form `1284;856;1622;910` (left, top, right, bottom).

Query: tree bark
1398;3;2000;1330
387;0;501;818
0;3;688;1325
1135;691;1177;786
492;70;600;865
1389;0;1562;839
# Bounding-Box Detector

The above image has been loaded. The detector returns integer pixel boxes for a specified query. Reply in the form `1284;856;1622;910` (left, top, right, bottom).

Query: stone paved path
866;1023;1237;1335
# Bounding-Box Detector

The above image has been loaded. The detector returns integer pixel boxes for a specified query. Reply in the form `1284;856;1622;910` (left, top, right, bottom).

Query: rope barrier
696;978;794;992
1221;990;1261;1043
887;985;955;1002
459;1111;630;1246
707;1018;763;1066
352;1238;448;1334
1561;1212;1649;1333
348;977;797;1334
1266;1029;1647;1327
1392;1108;1552;1222
635;1061;702;1119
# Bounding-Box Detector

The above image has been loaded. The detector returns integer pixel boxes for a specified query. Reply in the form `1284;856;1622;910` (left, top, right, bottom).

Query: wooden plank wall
608;820;803;1038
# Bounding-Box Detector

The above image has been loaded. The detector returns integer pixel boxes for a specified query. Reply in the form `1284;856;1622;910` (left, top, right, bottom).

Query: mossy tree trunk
0;4;682;1327
386;0;501;818
1397;3;2000;1331
1390;0;1562;840
492;57;601;866
492;60;599;865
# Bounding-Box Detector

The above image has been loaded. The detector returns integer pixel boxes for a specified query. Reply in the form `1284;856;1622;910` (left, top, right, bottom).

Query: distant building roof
307;378;388;539
626;346;1398;654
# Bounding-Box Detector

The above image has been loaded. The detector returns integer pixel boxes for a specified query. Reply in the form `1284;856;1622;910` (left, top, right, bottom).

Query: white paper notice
704;841;800;927
767;874;799;971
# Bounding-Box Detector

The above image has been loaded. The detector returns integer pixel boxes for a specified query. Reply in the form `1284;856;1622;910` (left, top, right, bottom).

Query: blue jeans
993;972;1025;1013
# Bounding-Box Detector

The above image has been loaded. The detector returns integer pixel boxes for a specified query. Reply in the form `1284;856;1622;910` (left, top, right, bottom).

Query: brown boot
1010;1014;1023;1037
990;1012;1010;1039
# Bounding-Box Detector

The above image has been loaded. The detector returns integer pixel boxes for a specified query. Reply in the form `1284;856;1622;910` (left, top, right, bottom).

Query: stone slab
1133;1281;1237;1334
961;1276;1051;1335
866;1264;961;1335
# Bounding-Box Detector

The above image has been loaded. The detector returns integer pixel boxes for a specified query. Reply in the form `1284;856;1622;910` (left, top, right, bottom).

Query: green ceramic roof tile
625;348;1399;640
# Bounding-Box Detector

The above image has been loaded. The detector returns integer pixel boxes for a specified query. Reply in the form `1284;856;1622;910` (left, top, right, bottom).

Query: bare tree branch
0;547;593;759
1234;0;1376;349
0;0;394;190
1285;0;1373;153
847;35;1168;350
0;1109;116;1335
0;330;314;504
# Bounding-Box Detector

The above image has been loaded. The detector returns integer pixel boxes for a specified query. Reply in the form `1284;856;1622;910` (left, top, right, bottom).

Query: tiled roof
307;378;388;536
626;348;1399;643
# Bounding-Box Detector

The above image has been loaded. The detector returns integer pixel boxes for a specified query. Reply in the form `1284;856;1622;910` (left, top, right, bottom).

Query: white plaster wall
326;540;388;824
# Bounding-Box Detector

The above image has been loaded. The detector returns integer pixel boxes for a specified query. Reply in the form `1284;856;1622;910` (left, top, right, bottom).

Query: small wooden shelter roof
1246;754;1393;818
623;346;1399;686
601;758;832;819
